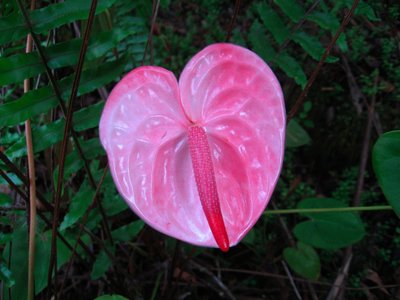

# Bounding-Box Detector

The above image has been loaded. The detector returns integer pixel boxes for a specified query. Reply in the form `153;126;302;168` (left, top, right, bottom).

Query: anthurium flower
99;43;285;251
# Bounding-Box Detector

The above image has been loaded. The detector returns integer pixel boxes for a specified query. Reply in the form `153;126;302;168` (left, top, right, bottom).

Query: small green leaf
91;248;114;280
0;261;15;288
274;52;307;87
274;0;305;23
60;181;95;231
293;198;365;249
0;0;117;46
283;242;320;280
307;12;340;31
94;295;129;300
292;32;338;63
111;220;145;242
286;119;311;148
372;130;400;216
256;2;289;45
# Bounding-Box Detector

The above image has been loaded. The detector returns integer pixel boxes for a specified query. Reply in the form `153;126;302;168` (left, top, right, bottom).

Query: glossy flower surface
99;43;285;250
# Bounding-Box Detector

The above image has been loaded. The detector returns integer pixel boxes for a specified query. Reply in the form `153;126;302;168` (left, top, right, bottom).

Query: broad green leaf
0;56;127;128
0;0;117;46
292;32;338;63
60;181;95;230
94;295;129;300
5;101;104;159
283;242;320;280
274;0;305;23
293;198;365;249
248;20;276;62
256;2;289;45
274;52;307;87
91;248;114;280
0;261;15;288
0;28;136;85
372;130;400;216
286;119;311;148
307;12;340;31
111;220;145;242
2;225;71;299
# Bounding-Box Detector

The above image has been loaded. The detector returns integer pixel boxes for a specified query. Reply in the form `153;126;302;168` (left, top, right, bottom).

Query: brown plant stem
24;0;37;299
48;1;99;296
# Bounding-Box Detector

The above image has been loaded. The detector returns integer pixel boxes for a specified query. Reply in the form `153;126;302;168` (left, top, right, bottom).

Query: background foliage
0;0;399;299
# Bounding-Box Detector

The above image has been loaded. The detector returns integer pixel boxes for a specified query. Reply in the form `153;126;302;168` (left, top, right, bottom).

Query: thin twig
265;205;392;215
282;260;302;300
225;0;241;42
0;152;52;211
48;1;99;296
190;261;236;300
287;0;361;122
142;0;160;65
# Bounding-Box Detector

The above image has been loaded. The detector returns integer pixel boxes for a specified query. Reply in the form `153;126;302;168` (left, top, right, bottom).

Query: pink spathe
99;43;286;250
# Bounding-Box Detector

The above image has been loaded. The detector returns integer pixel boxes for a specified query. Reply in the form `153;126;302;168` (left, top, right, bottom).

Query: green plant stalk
264;205;392;215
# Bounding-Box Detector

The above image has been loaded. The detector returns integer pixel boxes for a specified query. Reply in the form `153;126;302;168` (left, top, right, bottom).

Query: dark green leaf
286;119;311;148
292;32;338;63
0;233;13;245
0;261;15;288
273;52;307;87
111;220;145;242
248;20;276;62
0;0;117;46
0;56;127;128
0;28;134;85
307;12;340;31
293;198;365;249
5;101;104;159
2;225;71;299
0;193;13;206
91;248;114;280
372;130;400;216
283;242;320;280
60;181;95;230
54;138;103;183
274;0;305;23
256;2;289;45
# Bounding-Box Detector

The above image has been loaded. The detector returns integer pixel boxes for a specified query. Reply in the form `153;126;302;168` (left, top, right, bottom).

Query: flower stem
264;205;393;215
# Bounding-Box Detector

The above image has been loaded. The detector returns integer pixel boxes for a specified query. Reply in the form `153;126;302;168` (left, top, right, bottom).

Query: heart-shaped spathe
99;43;286;251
